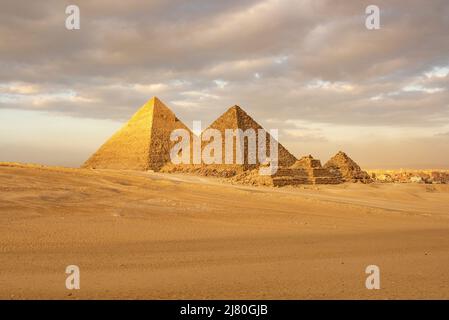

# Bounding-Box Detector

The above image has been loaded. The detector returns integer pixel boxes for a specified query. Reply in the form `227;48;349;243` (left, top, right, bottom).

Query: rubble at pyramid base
230;156;343;186
326;167;373;184
161;161;449;187
230;168;340;187
160;163;254;178
368;170;449;184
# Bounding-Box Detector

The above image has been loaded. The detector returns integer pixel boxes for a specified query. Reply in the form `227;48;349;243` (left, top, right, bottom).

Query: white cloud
213;79;228;89
425;66;449;79
132;83;169;93
180;91;220;100
0;82;40;95
170;100;200;109
306;80;354;92
274;55;289;64
402;84;444;94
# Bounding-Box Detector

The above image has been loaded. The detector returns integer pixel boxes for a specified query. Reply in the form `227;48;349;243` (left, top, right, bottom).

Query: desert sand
0;163;448;299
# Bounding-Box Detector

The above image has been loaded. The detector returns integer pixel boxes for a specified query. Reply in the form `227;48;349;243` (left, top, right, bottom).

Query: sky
1;0;448;168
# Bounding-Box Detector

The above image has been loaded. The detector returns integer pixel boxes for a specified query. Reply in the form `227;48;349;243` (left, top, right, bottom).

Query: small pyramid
83;97;192;171
203;105;297;169
324;151;372;183
290;155;342;184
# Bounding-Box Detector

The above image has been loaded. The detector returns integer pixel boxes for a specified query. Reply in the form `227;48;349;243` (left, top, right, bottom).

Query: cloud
402;85;444;94
425;66;449;78
0;82;41;95
306;80;355;92
1;0;449;167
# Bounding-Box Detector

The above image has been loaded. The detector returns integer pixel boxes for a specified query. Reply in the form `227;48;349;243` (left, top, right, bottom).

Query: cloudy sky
1;0;448;168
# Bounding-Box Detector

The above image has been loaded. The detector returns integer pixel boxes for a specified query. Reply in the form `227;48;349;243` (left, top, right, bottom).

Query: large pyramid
162;105;297;177
83;97;192;171
324;151;372;183
203;105;297;172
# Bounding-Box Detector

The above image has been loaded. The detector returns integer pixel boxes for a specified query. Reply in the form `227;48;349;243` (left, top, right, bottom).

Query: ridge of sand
1;164;449;299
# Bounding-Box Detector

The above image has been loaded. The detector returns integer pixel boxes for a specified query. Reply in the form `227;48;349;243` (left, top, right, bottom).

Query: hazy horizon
1;0;448;169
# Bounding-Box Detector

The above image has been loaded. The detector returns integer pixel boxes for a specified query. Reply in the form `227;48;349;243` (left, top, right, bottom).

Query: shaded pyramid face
203;105;297;168
83;97;192;171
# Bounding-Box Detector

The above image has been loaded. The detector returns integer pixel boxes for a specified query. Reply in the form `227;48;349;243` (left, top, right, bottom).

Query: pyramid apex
146;96;163;104
226;104;246;112
335;151;350;159
228;105;250;118
140;96;171;112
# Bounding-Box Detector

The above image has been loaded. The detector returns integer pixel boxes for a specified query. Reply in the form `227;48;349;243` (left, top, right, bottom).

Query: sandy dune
0;163;448;299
